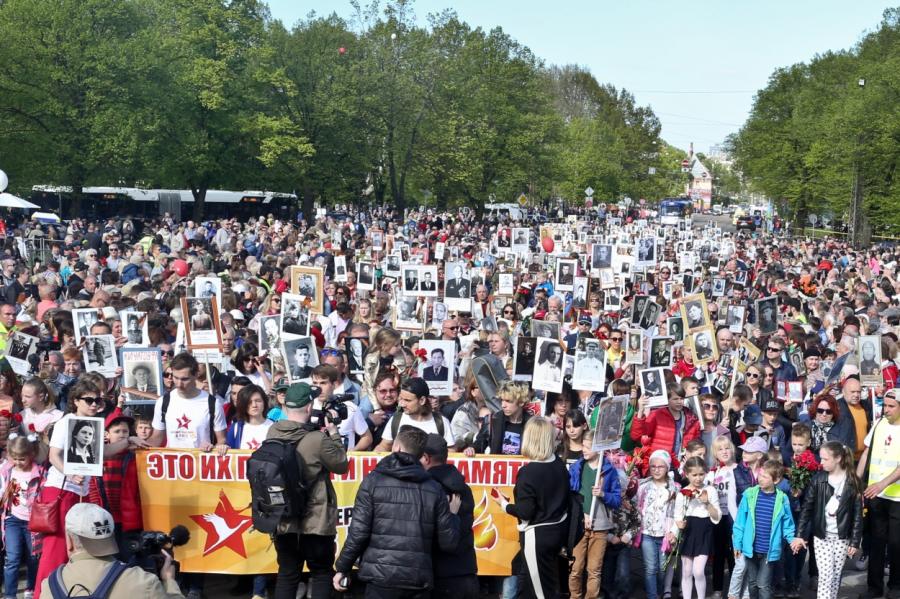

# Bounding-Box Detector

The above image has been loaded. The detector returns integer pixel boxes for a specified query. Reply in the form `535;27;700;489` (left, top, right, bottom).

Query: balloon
0;170;7;193
172;259;189;277
338;47;346;55
541;237;554;253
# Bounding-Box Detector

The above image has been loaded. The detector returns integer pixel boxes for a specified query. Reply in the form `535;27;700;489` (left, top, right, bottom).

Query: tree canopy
728;7;900;234
0;0;682;217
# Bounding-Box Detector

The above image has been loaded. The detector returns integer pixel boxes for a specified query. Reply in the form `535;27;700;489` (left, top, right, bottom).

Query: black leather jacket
334;452;460;590
796;470;864;548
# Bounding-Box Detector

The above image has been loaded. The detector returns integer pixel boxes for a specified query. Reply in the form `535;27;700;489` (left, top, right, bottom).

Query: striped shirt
753;489;776;555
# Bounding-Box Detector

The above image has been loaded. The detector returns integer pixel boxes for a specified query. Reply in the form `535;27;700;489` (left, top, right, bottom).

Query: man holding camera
40;504;183;599
266;382;348;599
311;365;373;450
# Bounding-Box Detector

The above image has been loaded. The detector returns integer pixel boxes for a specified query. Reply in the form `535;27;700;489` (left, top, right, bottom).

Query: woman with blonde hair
354;298;373;324
474;381;532;455
362;327;405;406
492;416;570;598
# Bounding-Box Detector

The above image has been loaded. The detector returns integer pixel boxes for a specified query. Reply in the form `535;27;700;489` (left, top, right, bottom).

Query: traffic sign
681;159;690;167
584;186;594;197
517;193;527;206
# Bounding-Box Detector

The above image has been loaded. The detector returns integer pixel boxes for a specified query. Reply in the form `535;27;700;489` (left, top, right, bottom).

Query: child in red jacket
88;412;143;561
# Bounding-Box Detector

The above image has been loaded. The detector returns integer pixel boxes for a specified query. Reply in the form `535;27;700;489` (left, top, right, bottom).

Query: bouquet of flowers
624;437;651;476
788;449;820;494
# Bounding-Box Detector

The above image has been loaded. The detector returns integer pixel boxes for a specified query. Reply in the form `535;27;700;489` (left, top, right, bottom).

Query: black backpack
247;438;309;535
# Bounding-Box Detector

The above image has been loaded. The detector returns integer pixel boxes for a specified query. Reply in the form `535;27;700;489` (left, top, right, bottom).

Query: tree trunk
301;185;315;224
192;186;208;222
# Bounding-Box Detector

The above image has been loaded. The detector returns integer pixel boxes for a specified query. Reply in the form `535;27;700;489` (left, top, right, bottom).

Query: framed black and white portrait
640;367;667;408
555;259;577;292
513;336;537;381
280;293;310;338
591;243;613;271
82;335;118;378
756;296;779;336
418;339;456;396
726;304;746;334
121;348;163;405
532;338;565;394
571;277;588;309
122;311;149;347
181;297;223;350
444;262;471;312
282;336;318;383
5;331;37;376
259;314;283;352
572;338;606;392
681;294;710;332
649;337;674;368
530;320;560;341
194;276;222;308
334;255;348;283
667;316;684;342
711;278;726;298
688;326;718;366
357;261;376;291
73;308;100;347
345;337;368;376
625;329;644;365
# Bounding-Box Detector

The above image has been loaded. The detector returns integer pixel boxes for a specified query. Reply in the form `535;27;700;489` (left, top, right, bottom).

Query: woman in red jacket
630;385;701;470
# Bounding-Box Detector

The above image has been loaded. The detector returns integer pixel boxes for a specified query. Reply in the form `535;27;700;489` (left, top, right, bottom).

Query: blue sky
267;1;891;153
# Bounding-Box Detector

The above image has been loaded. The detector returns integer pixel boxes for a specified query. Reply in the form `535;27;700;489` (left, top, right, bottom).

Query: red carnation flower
640;435;651;446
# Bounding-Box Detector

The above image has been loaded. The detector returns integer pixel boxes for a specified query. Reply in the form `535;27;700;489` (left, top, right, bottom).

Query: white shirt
239;420;272;450
338;406;370;450
671;485;722;535
381;412;455;446
152;389;227;449
48;414;90;496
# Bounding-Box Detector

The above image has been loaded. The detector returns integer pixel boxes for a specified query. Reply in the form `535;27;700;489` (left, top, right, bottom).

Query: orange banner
136;450;525;575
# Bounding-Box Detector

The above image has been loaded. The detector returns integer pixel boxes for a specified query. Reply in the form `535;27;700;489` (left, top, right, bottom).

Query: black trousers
711;514;735;592
365;584;431;599
868;496;900;593
516;525;566;599
273;533;334;599
432;574;478;599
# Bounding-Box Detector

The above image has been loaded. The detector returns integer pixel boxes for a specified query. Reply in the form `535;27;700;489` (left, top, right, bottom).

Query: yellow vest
868;418;900;500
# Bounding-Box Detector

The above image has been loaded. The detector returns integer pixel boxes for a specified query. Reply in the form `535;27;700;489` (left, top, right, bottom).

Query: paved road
694;212;737;233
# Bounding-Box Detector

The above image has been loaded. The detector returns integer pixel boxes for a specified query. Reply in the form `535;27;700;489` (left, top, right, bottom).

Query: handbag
29;476;66;534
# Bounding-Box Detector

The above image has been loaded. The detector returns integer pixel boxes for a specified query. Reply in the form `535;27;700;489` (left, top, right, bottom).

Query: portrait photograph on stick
418;339;456;396
290;266;325;313
532;338;564;394
858;335;883;386
73;308;100;347
82;334;118;378
5;331;37;376
181;296;223;349
121;348;164;405
513;336;537;381
280;293;310;338
122;311;149;347
639;367;667;408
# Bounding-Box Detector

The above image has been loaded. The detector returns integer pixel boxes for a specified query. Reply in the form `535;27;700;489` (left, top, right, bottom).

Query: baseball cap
65;503;118;557
739;435;768;454
743;404;763;426
74;261;87;272
760;396;780;413
273;377;290;392
105;412;135;430
284;382;318;408
578;314;592;325
403;377;430;399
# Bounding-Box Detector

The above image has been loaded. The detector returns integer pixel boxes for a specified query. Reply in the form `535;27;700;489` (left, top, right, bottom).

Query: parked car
735;214;756;231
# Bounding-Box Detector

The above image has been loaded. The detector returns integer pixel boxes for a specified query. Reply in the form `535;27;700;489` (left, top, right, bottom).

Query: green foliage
730;8;900;233
0;0;676;217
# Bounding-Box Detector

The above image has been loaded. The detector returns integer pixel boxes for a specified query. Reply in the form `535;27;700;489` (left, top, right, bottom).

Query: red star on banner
176;415;191;430
189;490;253;558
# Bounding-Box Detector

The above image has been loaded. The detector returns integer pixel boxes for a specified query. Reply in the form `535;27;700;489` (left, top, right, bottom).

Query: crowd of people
0;206;896;599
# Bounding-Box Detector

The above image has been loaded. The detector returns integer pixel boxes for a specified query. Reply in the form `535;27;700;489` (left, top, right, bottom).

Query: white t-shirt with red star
238;421;273;450
152;389;227;449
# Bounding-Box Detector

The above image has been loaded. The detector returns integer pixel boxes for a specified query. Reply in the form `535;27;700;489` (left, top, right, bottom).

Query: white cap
65;503;118;557
229;309;245;321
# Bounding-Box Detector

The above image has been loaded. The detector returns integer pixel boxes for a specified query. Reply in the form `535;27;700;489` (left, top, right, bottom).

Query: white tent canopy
0;192;39;210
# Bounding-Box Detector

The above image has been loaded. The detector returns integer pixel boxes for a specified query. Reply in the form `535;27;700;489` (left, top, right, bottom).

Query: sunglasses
610;337;622;341
272;297;281;302
746;372;760;378
816;408;833;415
702;404;718;410
503;310;515;315
77;396;104;406
163;372;173;378
767;347;781;352
444;326;459;331
320;348;343;357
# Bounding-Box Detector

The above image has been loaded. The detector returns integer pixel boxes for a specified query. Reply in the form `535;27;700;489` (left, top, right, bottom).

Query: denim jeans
728;553;750;599
4;515;37;597
601;542;631;599
744;553;773;599
641;535;668;599
501;575;518;599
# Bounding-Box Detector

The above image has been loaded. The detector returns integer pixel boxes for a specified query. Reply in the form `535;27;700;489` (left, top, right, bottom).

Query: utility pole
848;78;869;247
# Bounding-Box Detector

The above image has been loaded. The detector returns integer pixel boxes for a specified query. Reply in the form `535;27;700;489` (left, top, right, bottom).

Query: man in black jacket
421;434;477;599
334;427;461;598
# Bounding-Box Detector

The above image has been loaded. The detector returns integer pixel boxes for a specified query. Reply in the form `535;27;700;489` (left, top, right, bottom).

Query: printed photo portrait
689;326;719;365
73;308;100;347
259;314;283;352
63;417;104;477
591;244;613;271
555;259;577;292
571;277;588;309
625;329;644;365
194;276;222;309
530;319;560;341
858;335;883;386
755;296;779;336
649;337;674;368
532;338;565;394
290;266;325;313
640;367;667;408
334;255;348;282
681;294;709;331
512;228;530;252
5;332;37;376
345;337;368;376
282;336;319;383
82;334;118;378
572;338;606;392
513;336;537;381
121;348;164;404
667;316;684;342
280;293;310;338
418;340;456;396
726;304;746;334
122;311;149;347
418;265;438;297
357;261;376;291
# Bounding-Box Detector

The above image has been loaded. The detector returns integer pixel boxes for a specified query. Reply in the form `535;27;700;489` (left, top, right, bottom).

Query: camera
126;525;190;577
310;389;349;426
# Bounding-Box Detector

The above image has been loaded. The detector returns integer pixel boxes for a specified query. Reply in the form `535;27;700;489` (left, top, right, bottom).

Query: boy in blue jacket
568;433;622;599
732;459;802;599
